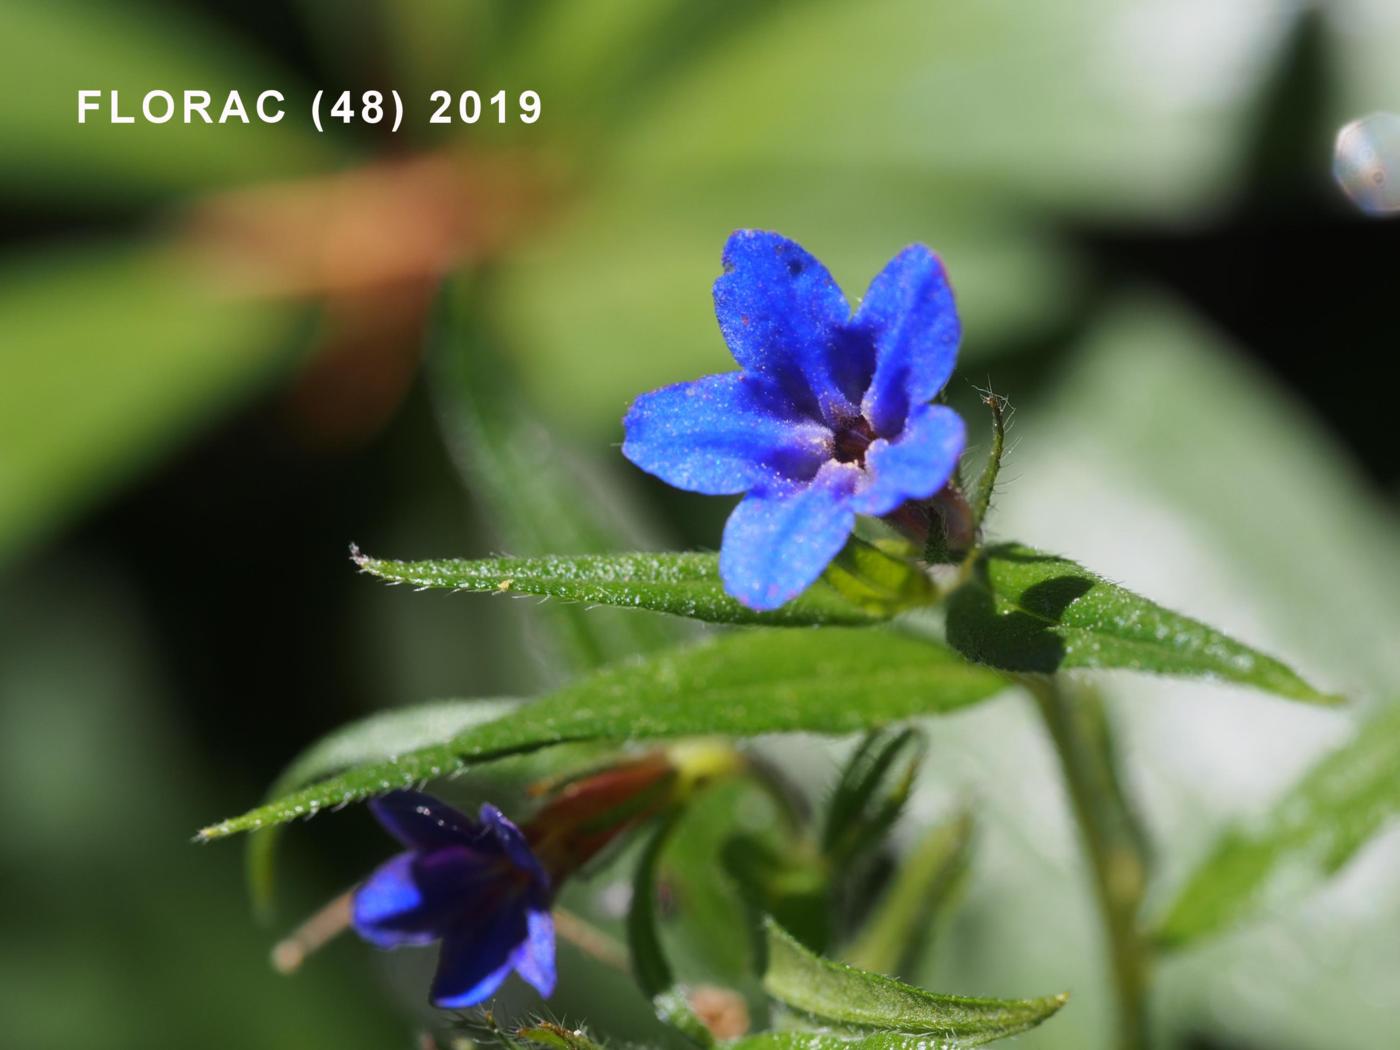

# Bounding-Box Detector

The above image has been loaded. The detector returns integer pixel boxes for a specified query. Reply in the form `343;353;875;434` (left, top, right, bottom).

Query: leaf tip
348;542;369;569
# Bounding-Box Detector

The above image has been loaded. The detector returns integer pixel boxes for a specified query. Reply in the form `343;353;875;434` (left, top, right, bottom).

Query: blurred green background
3;2;1399;1048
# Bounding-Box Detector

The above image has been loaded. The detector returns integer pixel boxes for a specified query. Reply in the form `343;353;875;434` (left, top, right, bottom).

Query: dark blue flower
623;230;966;610
352;791;555;1008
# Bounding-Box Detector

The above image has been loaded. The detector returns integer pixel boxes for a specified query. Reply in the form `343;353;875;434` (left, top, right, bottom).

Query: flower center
832;416;877;467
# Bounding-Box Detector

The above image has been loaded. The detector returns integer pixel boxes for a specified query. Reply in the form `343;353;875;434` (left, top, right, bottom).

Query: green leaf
244;698;518;919
628;815;679;999
822;537;938;618
723;834;833;958
428;279;680;671
0;241;308;565
628;815;716;1046
732;1034;1018;1050
1154;703;1400;949
353;550;885;628
843;812;973;976
822;728;925;865
515;1023;608;1050
761;918;1067;1047
946;543;1340;705
0;1;334;202
199;629;1006;840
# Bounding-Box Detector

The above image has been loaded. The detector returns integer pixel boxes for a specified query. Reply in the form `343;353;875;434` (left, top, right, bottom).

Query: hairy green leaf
429;280;680;672
1155;703;1400;949
733;1034;1018;1050
946;544;1339;705
515;1023;608;1050
199;630;1006;840
822;728;924;866
242;699;517;918
762;919;1066;1047
353;550;884;627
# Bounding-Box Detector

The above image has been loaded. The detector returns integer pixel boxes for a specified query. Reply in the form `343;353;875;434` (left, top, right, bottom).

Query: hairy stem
1024;676;1150;1050
969;390;1007;530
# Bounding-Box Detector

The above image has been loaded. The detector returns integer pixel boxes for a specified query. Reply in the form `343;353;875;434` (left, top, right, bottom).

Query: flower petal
353;847;493;948
714;230;859;422
510;903;557;997
479;804;550;891
851;403;966;516
369;790;485;852
623;372;831;495
431;902;530;1008
719;462;860;611
854;246;961;436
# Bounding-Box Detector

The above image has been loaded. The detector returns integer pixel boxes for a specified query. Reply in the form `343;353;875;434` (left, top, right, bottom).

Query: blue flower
623;230;966;610
352;791;555;1008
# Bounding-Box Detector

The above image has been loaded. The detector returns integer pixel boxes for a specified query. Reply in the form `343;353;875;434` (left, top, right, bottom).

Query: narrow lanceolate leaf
946;543;1339;705
843;811;974;976
628;815;715;1046
1155;703;1400;949
199;630;1006;840
628;815;680;999
353;550;884;627
822;727;925;867
762;919;1066;1047
244;699;518;919
429;278;679;670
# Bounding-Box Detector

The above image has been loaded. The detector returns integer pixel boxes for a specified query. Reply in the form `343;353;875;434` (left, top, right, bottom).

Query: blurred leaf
628;815;716;1045
724;833;832;956
498;176;1079;434
822;728;924;865
843;812;973;976
353;549;887;627
607;1;1267;216
0;1;335;202
946;543;1340;705
761;918;1067;1047
430;279;680;671
629;814;679;999
657;778;769;984
244;698;517;919
0;242;308;565
496;0;1288;430
200;629;1007;840
1155;703;1400;949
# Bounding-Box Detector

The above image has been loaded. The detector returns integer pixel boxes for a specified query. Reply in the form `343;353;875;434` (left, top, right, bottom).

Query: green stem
969;390;1007;530
1024;676;1150;1050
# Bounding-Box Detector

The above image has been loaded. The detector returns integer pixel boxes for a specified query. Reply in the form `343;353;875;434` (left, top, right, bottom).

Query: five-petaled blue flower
623;230;966;610
352;790;555;1008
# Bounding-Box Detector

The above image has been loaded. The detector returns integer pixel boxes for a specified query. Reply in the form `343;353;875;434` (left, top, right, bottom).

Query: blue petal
853;246;961;436
623;372;831;495
369;790;486;852
353;847;492;948
431;902;531;1008
851;403;966;516
479;804;551;891
713;230;859;423
511;903;557;997
719;462;860;610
